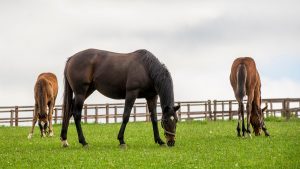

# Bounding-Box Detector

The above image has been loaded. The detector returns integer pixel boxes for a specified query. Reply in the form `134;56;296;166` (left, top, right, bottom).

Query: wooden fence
0;98;299;126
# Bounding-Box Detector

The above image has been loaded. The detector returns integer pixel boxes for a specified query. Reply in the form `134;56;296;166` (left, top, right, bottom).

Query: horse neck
157;79;174;111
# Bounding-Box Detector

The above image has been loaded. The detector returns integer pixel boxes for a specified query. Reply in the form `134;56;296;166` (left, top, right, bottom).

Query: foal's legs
147;96;165;145
237;102;243;137
28;104;38;139
118;90;138;145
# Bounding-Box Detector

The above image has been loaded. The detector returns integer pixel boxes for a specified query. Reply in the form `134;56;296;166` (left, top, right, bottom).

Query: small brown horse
230;57;270;137
60;49;180;147
28;73;58;139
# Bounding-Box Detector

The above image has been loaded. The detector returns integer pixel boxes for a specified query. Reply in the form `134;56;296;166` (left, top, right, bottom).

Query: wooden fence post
208;100;212;120
106;104;109;124
114;106;117;123
204;102;208;120
84;104;88;123
54;108;58;124
133;105;136;122
265;102;269;118
213;100;217;121
286;100;290;120
221;101;224;120
146;103;150;122
270;101;274;117
229;101;232;120
10;110;14;127
187;103;190;120
282;100;286;118
95;106;98;124
15;106;18;127
177;102;181;121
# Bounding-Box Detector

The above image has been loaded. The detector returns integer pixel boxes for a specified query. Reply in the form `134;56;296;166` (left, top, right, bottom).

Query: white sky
0;0;299;106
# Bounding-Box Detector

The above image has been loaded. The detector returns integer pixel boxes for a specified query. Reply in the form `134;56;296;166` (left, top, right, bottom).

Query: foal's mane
138;50;174;108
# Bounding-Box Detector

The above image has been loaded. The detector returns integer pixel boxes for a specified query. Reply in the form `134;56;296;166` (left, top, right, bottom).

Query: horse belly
95;84;126;99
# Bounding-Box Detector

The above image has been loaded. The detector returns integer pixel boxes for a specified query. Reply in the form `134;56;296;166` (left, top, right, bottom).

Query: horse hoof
27;134;33;140
119;144;127;149
83;144;89;149
248;134;252;139
61;140;69;147
49;132;54;137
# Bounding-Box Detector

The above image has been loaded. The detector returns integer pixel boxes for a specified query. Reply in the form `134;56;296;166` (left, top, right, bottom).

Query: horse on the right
230;57;270;137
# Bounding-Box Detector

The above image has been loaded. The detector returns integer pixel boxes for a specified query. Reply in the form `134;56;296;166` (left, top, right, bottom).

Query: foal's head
38;113;48;137
161;105;180;147
251;105;268;136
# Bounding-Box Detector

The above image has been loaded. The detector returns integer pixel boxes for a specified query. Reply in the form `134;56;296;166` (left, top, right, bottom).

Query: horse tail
36;79;48;118
236;64;247;100
62;58;73;124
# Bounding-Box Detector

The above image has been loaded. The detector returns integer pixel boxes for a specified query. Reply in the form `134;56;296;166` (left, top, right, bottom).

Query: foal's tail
236;64;247;100
62;58;73;125
36;79;48;117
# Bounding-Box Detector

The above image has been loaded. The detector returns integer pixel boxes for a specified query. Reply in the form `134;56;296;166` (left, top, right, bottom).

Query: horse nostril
167;141;175;147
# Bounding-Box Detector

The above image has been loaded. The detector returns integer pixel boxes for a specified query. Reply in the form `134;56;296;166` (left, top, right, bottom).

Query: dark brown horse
230;57;269;137
60;49;180;147
28;73;58;139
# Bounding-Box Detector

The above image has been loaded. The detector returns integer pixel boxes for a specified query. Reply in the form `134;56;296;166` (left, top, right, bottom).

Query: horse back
66;49;154;99
35;73;58;101
230;57;261;98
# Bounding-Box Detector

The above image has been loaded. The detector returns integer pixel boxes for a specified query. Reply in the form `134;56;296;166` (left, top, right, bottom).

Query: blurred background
0;0;299;106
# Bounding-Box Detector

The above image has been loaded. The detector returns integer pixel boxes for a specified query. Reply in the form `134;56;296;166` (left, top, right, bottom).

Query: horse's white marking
41;121;45;126
49;132;54;137
170;116;174;121
28;133;33;139
42;132;46;137
62;140;69;147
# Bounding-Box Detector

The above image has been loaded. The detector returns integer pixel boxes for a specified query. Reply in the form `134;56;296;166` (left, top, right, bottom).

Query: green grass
0;119;300;169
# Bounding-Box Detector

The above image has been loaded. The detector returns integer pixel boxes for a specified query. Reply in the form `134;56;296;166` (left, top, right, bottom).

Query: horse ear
174;105;180;112
262;105;268;112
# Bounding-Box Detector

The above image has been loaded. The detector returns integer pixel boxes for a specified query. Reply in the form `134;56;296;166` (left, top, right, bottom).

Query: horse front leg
246;101;253;138
261;121;270;136
147;96;165;145
117;90;138;147
48;101;54;137
28;105;38;139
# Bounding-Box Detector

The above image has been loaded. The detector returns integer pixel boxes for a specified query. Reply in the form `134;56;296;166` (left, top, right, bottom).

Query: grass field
0;118;299;169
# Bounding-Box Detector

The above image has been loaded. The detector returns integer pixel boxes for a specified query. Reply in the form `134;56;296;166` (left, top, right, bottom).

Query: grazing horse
28;73;58;139
60;49;180;147
230;57;270;137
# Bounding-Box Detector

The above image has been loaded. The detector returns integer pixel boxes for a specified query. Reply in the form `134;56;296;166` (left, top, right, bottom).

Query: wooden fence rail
0;98;299;126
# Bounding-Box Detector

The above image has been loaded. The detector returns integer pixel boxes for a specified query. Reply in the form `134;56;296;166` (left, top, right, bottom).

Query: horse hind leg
237;102;243;137
73;94;88;147
28;104;38;139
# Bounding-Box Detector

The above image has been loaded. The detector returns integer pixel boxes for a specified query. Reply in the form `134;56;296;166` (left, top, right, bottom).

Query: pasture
0;119;299;169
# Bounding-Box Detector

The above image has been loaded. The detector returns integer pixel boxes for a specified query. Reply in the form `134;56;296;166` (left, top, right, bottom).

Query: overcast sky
0;0;299;106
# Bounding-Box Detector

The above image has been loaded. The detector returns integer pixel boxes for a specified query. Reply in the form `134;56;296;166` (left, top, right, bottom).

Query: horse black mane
137;49;174;109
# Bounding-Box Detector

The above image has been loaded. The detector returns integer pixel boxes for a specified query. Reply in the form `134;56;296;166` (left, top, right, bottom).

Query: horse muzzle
165;132;176;147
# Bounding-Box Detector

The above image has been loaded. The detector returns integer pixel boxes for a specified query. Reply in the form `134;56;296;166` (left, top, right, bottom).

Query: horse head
161;105;180;147
251;104;268;136
38;113;48;137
